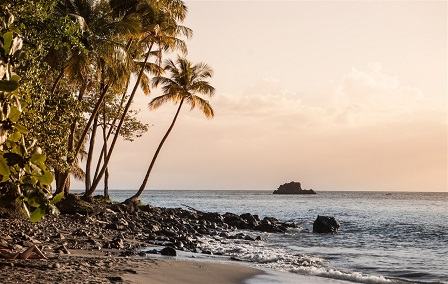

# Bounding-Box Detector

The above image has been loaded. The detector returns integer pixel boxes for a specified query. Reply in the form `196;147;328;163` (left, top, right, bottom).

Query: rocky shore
0;194;298;283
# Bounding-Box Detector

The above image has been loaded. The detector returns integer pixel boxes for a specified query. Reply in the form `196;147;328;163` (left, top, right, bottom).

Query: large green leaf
7;131;21;142
30;153;46;168
30;207;45;223
0;80;19;92
8;106;21;122
0;155;10;180
37;170;53;185
2;32;13;54
51;192;64;205
24;196;41;207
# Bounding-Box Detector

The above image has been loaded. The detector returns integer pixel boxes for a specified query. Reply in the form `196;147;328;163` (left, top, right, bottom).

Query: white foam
198;236;394;284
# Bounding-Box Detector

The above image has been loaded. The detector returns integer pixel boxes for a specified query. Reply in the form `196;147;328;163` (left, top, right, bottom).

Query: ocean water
109;190;448;284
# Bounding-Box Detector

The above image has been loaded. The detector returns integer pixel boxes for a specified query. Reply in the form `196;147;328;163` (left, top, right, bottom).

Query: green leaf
0;155;10;180
37;170;53;185
7;131;21;142
30;153;46;167
0;80;19;92
15;124;28;134
10;74;20;82
8;106;21;122
3;32;13;54
30;207;45;223
24;196;41;208
51;192;64;204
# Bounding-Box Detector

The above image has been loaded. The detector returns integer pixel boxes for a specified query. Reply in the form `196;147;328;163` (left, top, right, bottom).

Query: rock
240;213;259;228
244;235;255;241
144;249;159;255
223;212;248;229
313;215;340;233
109;237;125;249
201;212;224;223
273;181;316;194
52;262;61;269
107;276;123;283
160;246;176;256
57;194;95;215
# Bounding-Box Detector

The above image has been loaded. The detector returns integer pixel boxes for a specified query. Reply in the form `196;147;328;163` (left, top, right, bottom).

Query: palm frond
186;95;214;118
149;93;183;110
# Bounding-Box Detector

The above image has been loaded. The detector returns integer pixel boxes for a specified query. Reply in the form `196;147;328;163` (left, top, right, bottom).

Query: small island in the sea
273;181;317;194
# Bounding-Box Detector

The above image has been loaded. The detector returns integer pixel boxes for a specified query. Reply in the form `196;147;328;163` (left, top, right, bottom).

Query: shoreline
0;248;263;284
0;247;356;284
0;196;292;283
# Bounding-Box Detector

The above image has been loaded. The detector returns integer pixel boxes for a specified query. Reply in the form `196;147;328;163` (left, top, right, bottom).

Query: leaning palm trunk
85;113;99;192
102;102;109;198
125;98;184;204
55;84;87;194
85;44;153;197
92;88;128;181
58;84;109;194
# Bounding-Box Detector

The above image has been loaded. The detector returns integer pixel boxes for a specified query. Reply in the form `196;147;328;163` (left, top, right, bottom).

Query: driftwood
0;245;47;260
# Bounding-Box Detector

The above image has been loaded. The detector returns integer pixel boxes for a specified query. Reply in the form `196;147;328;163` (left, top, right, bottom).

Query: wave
197;236;394;284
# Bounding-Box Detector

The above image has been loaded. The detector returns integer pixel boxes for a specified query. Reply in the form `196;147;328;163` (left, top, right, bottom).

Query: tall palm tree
86;0;191;196
125;57;215;204
53;0;141;194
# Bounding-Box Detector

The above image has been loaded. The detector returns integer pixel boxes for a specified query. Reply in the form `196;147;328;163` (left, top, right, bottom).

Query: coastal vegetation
0;0;215;220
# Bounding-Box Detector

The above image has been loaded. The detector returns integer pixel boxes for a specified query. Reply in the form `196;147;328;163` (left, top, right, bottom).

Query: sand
122;258;262;284
0;248;262;284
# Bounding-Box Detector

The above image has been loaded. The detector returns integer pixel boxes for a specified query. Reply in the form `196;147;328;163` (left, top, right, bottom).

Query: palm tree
53;0;141;194
125;57;215;204
86;0;191;196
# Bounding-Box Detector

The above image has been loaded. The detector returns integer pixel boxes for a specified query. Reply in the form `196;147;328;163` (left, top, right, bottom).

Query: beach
0;248;261;284
0;248;357;284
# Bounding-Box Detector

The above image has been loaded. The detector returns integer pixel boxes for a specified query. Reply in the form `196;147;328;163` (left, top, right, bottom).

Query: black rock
273;181;316;194
160;246;177;256
240;213;259;228
107;276;123;283
223;212;248;229
313;215;340;233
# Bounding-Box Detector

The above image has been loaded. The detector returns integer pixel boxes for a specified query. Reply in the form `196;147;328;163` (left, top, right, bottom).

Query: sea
109;190;447;284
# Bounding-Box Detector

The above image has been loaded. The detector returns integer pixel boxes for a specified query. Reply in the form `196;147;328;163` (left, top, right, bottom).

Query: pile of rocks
0;196;298;257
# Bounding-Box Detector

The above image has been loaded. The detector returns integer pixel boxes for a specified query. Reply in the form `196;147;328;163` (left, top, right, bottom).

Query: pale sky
74;1;447;192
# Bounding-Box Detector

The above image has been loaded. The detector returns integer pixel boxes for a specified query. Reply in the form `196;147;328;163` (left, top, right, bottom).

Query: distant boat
273;181;317;195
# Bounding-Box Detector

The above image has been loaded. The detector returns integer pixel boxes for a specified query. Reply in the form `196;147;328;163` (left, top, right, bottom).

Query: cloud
215;63;443;129
331;63;430;125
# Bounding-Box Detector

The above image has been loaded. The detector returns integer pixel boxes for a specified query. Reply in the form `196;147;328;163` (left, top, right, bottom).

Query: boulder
313;215;339;233
273;181;316;194
223;212;248;229
160;246;177;256
240;213;259;228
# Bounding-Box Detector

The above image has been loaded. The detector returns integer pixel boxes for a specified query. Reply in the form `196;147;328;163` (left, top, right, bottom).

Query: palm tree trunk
86;44;153;197
72;84;109;162
51;69;65;95
85;112;99;192
126;98;184;204
102;101;109;198
56;84;87;194
68;83;87;152
92;88;128;181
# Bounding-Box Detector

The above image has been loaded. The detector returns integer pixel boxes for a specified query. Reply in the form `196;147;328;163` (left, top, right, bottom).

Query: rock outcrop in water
273;181;316;194
313;215;340;233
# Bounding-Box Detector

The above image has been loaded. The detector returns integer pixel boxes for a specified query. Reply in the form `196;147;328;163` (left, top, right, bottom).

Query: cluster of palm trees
41;0;214;203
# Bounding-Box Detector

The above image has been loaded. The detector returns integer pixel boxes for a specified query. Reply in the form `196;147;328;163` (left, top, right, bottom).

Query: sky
74;0;447;192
